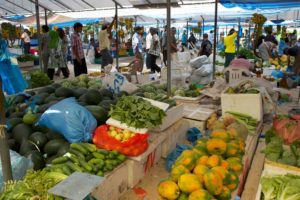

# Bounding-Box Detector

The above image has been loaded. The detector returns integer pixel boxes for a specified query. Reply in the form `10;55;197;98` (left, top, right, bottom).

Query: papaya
192;145;207;157
197;155;209;166
188;189;214;200
178;174;202;194
170;165;190;182
203;170;223;196
225;173;239;191
157;180;180;200
226;127;239;139
221;160;230;170
225;142;240;158
210;121;225;130
227;157;243;175
206;155;222;168
178;192;189;200
193;164;209;180
210;129;230;142
216;186;231;200
211;166;230;184
174;150;199;171
206;139;227;155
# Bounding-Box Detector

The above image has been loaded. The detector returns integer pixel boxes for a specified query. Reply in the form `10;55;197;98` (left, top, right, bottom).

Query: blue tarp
3;15;26;20
50;18;102;28
220;0;300;10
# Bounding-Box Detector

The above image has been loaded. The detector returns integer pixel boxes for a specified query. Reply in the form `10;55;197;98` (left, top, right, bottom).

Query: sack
102;72;138;95
93;125;149;156
195;64;213;77
37;98;97;143
0;150;33;190
189;55;209;69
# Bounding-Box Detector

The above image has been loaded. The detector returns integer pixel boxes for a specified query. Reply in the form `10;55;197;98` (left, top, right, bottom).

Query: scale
48;172;105;200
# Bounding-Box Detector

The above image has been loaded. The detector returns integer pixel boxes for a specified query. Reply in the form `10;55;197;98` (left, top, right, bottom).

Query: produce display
47;143;126;177
109;96;166;129
273;115;300;145
260;174;300;200
105;125;136;142
225;112;258;135
269;55;288;71
60;74;102;90
237;48;257;60
172;84;201;98
0;169;67;199
158;118;246;200
225;81;260;94
134;84;176;107
27;70;53;89
16;54;36;62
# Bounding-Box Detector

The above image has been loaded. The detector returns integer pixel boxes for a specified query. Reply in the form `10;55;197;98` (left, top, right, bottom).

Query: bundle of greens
261;174;300;200
109;96;166;129
28;70;53;88
17;54;36;62
226;112;258;134
0;169;67;200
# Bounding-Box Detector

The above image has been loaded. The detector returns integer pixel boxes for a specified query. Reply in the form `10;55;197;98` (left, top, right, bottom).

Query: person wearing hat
98;15;117;72
224;28;237;67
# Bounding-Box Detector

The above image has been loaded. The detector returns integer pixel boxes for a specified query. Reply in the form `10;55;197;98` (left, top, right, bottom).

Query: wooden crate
152;104;184;132
183;104;216;122
127;131;168;188
161;119;191;158
91;162;129;200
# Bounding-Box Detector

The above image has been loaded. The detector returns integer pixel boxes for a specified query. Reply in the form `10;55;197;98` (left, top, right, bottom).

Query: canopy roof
220;0;300;10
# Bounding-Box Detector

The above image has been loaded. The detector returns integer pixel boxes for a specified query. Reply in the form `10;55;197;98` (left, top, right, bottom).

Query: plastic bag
37;98;97;143
166;144;192;171
186;127;203;144
0;150;33;190
102;72;138;95
189;55;209;69
273;116;300;144
93;125;149;156
195;64;213;77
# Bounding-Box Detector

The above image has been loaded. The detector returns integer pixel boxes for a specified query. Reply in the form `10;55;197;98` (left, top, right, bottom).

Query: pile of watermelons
5;75;128;171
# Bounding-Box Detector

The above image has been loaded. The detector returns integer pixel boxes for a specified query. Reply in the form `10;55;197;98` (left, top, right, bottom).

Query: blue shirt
182;34;187;44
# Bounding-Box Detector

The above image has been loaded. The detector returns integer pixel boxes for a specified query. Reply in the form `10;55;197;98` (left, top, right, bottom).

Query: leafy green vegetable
17;54;36;62
109;96;166;129
263;136;283;162
265;128;277;144
291;141;300;159
277;148;297;166
261;174;300;200
28;70;53;88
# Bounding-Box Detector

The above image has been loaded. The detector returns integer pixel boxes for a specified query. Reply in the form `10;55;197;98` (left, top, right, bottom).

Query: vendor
224;29;237;67
258;36;277;67
284;46;300;75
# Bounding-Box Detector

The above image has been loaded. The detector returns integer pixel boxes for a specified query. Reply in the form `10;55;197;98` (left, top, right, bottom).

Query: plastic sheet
220;0;300;10
37;98;97;143
186;127;203;145
166;144;192;172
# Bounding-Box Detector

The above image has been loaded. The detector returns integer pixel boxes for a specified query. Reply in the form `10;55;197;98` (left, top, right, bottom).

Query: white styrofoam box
161;119;191;158
152;104;184;132
185;118;206;133
92;162;129;200
127;131;168;188
221;93;263;121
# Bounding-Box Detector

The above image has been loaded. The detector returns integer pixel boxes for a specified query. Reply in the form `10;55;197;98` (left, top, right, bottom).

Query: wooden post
167;0;171;96
35;0;42;71
0;77;12;181
212;0;218;79
115;3;119;69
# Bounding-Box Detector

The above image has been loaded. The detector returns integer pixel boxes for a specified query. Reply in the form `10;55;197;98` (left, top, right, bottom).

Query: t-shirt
162;32;177;52
132;33;143;53
182;34;187;44
146;33;152;50
21;32;30;43
148;34;160;57
98;30;110;51
224;32;237;53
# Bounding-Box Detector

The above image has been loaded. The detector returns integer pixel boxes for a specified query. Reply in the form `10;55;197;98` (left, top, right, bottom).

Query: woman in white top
21;29;31;54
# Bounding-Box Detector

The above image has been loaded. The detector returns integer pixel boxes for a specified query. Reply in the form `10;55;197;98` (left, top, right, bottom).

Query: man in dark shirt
199;33;212;57
284;46;300;75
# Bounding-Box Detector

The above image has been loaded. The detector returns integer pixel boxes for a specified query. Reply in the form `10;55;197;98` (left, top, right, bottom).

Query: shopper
41;25;50;73
71;22;87;76
264;29;278;45
55;28;69;77
47;30;69;80
86;38;96;64
145;28;153;69
224;29;237;67
199;33;212;57
98;15;117;71
162;27;178;67
148;28;161;74
188;32;196;48
284;46;300;75
181;30;187;48
21;29;31;54
132;26;144;72
289;30;297;47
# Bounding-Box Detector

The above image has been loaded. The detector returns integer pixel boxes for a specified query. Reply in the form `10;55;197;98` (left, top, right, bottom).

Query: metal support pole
248;22;251;49
35;0;42;71
201;15;205;38
115;3;119;69
44;9;47;26
134;16;137;27
212;0;218;79
0;77;12;181
186;20;189;38
237;17;241;53
167;0;171;96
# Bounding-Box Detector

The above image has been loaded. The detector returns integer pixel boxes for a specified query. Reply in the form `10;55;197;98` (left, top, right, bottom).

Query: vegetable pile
157;117;246;200
109;96;166;129
225;81;260;94
263;128;300;167
17;54;36;62
260;174;300;200
273;115;300;145
134;83;176;107
60;74;102;90
225;112;258;135
28;70;53;89
237;48;257;60
172;84;201;98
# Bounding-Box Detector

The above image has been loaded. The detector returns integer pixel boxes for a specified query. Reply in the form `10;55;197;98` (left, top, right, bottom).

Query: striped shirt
71;32;84;59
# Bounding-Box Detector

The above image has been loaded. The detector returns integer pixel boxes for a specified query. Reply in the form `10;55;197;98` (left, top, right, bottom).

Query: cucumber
97;149;109;155
51;156;69;164
92;152;105;160
92;164;99;173
81;143;97;153
88;158;105;167
85;153;94;162
67;162;83;172
67;153;80;164
70;143;88;155
79;159;92;172
62;165;72;175
69;148;85;159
